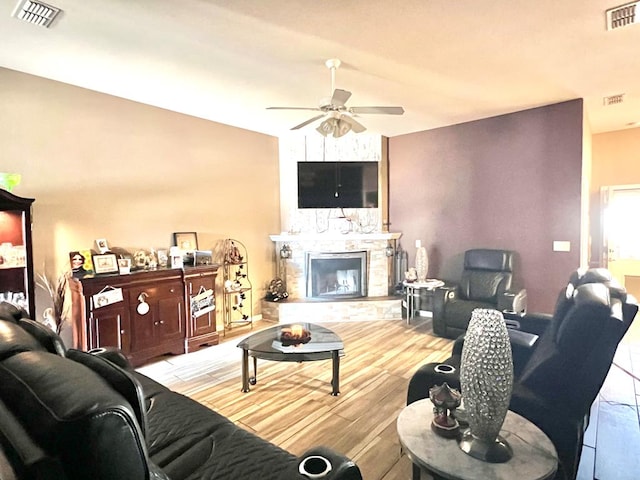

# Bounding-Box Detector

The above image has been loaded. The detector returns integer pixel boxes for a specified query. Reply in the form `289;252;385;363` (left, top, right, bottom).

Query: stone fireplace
306;251;367;299
263;134;403;323
264;232;402;323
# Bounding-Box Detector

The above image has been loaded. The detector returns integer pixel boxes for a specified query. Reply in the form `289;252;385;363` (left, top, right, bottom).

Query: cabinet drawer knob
160;320;164;324
120;329;125;334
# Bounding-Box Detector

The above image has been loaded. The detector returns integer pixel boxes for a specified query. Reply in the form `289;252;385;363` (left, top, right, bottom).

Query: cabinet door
91;304;130;354
156;296;184;341
129;281;184;351
188;276;217;337
129;304;156;352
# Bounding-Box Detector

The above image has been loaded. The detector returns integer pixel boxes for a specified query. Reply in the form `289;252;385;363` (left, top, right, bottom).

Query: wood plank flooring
138;318;452;480
576;321;640;480
138;318;640;480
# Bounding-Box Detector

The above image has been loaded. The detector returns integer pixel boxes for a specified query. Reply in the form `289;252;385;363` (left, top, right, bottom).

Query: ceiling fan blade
340;116;367;133
331;89;352;107
349;106;405;115
267;106;322;111
291;114;326;130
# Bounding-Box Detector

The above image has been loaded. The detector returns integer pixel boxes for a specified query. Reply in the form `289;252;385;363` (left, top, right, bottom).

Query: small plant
36;271;70;334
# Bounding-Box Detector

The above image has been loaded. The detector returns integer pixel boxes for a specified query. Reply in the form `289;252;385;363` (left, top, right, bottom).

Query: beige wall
0;67;280;325
590;127;640;267
592;128;640;187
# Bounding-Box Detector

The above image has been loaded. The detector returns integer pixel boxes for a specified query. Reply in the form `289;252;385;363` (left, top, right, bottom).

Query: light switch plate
553;241;571;252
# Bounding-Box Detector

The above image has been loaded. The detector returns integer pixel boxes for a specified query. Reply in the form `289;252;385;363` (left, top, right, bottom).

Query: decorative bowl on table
279;325;311;346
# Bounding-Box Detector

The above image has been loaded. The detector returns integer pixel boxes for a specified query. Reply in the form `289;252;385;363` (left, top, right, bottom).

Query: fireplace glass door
305;251;367;299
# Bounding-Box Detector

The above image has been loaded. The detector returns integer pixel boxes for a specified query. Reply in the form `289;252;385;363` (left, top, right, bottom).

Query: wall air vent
603;94;625;105
11;0;61;28
606;2;639;30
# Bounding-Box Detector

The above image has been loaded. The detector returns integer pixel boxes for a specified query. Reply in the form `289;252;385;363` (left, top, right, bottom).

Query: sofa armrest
451;334;465;357
505;311;553;336
432;285;459;336
299;446;362;480
498;288;527;314
89;347;133;370
451;328;538;374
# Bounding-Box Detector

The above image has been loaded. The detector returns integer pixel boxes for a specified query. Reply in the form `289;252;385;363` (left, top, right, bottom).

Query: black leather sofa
407;268;638;480
0;302;362;480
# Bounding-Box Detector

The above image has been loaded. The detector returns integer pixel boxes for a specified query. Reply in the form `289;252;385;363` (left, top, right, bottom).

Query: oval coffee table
237;323;344;395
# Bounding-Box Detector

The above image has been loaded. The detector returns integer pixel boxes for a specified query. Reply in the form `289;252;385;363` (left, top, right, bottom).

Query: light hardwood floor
138;318;453;480
137;317;640;480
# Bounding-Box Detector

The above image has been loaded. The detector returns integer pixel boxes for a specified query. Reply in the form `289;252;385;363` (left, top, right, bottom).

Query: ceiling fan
267;59;405;137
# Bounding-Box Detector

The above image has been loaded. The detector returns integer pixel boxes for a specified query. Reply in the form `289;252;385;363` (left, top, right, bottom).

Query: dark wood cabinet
71;265;219;366
0;190;35;317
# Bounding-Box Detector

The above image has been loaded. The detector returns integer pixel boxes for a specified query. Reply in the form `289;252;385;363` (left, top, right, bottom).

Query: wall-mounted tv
297;161;379;209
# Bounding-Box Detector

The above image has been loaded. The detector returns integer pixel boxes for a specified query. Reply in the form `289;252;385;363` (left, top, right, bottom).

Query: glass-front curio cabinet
0;189;35;316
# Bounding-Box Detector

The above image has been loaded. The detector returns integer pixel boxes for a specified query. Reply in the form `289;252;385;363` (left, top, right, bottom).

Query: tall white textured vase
415;240;429;282
459;309;514;463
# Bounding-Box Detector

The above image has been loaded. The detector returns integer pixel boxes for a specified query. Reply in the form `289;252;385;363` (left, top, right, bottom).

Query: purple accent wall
389;99;584;313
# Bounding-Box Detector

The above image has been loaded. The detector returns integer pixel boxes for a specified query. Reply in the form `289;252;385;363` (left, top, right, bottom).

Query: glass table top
237;322;343;355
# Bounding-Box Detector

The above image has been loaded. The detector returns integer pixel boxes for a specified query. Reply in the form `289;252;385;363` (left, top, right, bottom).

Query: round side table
403;279;445;324
397;399;558;480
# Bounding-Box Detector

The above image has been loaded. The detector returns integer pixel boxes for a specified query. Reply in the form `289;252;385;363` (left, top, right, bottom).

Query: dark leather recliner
407;268;638;480
432;249;527;339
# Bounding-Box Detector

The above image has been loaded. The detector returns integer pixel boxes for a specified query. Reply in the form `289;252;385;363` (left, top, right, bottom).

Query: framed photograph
118;258;131;274
173;232;198;251
156;248;169;267
69;250;94;278
95;238;110;254
92;253;119;274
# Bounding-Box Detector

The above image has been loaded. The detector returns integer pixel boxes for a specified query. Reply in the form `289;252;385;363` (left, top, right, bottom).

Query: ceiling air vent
606;1;639;30
603;94;625;106
11;0;61;28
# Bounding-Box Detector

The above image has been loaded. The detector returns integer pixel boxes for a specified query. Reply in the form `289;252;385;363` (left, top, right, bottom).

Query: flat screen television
297;161;379;209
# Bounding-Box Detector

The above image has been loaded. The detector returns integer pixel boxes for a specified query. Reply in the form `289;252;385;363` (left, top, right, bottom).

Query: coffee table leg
241;349;250;392
250;355;257;385
331;350;340;396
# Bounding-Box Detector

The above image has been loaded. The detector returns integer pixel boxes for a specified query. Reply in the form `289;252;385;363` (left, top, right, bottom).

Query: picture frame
92;253;119;274
95;238;110;254
156;248;169;267
118;258;131;274
69;250;94;278
173;232;198;251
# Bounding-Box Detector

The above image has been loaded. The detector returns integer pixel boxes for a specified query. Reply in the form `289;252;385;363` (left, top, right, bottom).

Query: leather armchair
432;249;527;339
407;268;638;480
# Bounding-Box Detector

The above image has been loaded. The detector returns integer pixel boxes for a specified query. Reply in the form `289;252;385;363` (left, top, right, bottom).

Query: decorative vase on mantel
459;308;514;463
415;240;429;282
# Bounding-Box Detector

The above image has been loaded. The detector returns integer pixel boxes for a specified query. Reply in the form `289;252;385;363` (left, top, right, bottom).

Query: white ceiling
1;0;639;137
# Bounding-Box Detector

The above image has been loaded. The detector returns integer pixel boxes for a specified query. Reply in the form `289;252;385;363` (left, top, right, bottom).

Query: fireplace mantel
270;232;402;242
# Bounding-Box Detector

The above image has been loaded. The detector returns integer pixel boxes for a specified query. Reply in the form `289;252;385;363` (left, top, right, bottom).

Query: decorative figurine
429;382;462;438
405;267;418;283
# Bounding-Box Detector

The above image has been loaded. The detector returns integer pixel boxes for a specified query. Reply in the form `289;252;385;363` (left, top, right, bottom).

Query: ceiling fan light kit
316;117;352;138
267;58;404;137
